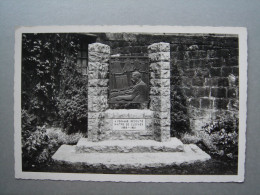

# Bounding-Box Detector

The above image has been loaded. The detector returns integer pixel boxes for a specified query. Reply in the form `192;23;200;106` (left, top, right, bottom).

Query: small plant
46;128;83;145
22;125;53;167
22;110;59;168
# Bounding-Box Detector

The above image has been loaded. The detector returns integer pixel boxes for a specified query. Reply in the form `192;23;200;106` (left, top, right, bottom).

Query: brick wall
94;33;239;134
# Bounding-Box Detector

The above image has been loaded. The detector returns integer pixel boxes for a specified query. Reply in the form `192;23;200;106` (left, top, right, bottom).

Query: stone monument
52;42;210;170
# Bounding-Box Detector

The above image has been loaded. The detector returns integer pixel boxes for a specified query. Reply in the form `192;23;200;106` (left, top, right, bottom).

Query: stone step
52;144;211;169
76;138;184;153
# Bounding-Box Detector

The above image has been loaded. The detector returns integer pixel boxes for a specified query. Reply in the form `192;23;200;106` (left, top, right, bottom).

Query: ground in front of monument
16;26;246;181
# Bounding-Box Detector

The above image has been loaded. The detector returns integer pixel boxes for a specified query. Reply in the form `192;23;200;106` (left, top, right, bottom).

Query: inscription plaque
113;119;145;131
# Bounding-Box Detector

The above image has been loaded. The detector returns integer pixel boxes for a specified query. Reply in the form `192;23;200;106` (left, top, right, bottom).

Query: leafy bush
170;88;191;137
46;128;83;145
202;116;238;160
22;33;81;125
22;111;83;169
22;125;54;167
181;114;238;161
57;74;88;135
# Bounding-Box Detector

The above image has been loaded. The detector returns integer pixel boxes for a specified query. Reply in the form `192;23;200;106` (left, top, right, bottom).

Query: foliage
21;33;89;168
181;114;239;161
22;110;83;168
202;115;238;160
46;128;83;145
56;63;88;134
170;87;191;137
22;33;81;125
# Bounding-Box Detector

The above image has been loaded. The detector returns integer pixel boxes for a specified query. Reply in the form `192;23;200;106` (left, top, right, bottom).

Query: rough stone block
192;77;205;86
210;67;221;77
183;87;193;97
227;57;238;66
150;79;170;87
195;69;210;77
218;78;229;86
196;87;210;97
183;69;195;77
145;119;154;131
189;98;200;108
76;138;184;153
150;62;170;71
229;99;239;110
232;67;239;75
88;52;110;63
150;87;170;96
154;117;170;127
88;112;102;119
222;67;233;77
150;70;170;79
88;43;110;54
227;88;237;98
181;77;192;87
87;131;99;142
161;97;171;112
150;96;170;112
150;87;160;96
52;143;211;169
149;96;161;111
148;42;170;53
88;70;99;79
211;87;227;98
88;119;99;128
214;98;229;110
88;62;99;71
88;79;109;87
88;96;108;112
148;52;170;62
88;87;108;96
104;109;153;119
200;98;213;109
154;111;170;119
161;70;170;79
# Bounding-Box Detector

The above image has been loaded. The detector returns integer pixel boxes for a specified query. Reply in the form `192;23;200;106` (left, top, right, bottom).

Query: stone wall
94;33;239;134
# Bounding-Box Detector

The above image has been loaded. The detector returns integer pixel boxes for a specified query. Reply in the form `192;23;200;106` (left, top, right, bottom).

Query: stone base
52;140;211;169
76;138;184;153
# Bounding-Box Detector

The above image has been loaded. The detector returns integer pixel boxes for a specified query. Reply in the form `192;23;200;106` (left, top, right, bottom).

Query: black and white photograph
14;26;247;182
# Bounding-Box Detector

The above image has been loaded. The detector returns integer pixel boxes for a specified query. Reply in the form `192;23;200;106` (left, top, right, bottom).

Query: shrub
181;114;238;161
202;116;238;160
57;76;88;135
22;110;59;168
22;125;52;167
46;128;83;145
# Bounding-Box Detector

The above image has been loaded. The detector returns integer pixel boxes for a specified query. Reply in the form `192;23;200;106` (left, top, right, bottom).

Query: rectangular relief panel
109;56;149;104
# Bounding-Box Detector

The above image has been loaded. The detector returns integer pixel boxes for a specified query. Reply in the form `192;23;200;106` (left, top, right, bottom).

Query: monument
52;42;210;170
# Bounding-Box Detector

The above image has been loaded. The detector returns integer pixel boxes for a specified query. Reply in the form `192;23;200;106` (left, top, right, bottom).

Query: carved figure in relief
110;71;148;103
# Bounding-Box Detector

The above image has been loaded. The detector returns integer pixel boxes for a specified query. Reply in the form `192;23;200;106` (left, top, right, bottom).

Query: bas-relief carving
110;71;148;103
109;57;149;104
